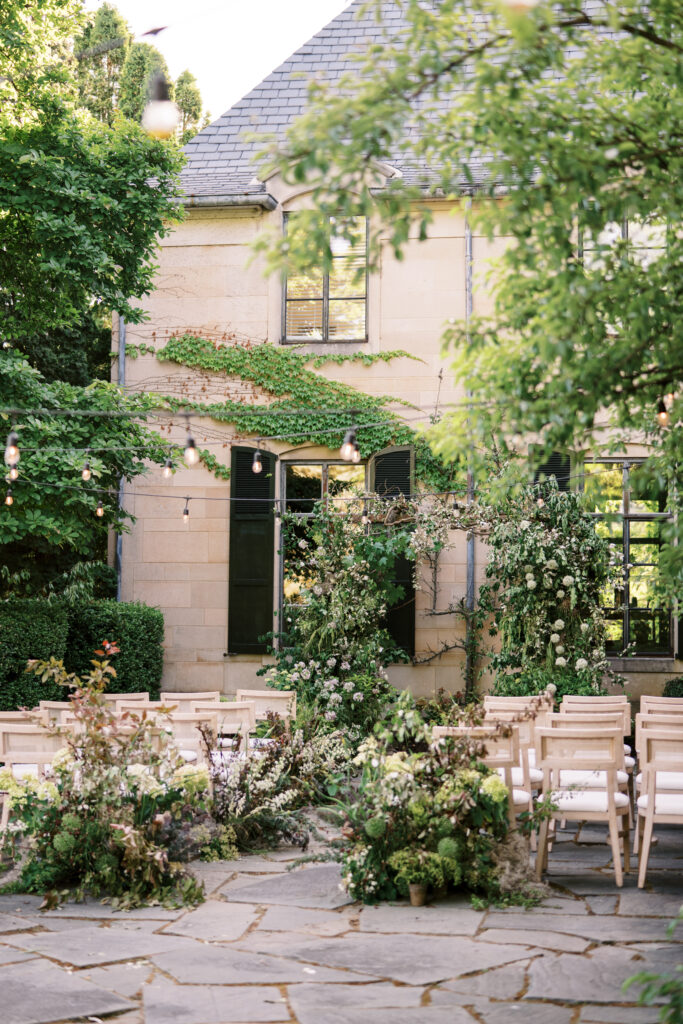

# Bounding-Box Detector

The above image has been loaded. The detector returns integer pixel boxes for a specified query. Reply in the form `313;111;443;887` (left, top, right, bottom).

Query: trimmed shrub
65;601;165;698
662;677;683;699
491;665;607;704
0;600;69;709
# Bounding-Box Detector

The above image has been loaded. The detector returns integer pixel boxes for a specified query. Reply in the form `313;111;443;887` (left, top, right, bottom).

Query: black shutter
228;447;276;654
535;451;571;492
371;446;415;657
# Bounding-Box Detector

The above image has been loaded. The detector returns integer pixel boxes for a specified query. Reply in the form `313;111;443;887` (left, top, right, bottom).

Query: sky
84;0;351;122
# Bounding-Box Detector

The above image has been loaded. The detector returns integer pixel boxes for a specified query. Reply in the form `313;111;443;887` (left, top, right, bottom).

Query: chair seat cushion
624;743;632;755
512;788;531;807
637;793;683;815
559;769;629;787
12;764;39;780
498;766;543;787
178;748;198;763
542;790;630;813
249;737;276;750
636;770;683;790
624;755;635;770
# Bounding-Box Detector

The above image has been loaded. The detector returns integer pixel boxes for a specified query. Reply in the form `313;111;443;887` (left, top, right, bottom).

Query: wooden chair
0;709;48;726
640;696;683;716
235;689;296;732
159;691;221;707
561;696;634;762
192;700;256;758
635;728;683;888
38;700;73;725
101;692;149;707
534;726;630;886
433;724;531;828
165;711;218;766
0;724;64;780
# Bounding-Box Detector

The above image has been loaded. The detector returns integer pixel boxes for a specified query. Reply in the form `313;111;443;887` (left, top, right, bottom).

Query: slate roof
180;0;613;202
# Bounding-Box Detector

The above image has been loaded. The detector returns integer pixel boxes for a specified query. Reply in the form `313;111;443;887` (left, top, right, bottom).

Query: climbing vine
154;334;458;490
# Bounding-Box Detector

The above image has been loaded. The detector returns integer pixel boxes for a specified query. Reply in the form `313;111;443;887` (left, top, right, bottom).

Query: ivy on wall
149;334;457;490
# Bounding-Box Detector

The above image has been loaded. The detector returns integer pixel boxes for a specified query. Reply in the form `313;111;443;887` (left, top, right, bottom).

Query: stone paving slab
257;904;354;937
477;927;590;953
4;924;198;966
485;911;679;943
579;1005;661;1023
0;946;38;965
188;860;241;893
524;947;668;1004
221;863;353;909
286;981;424;1016
0;958;136;1024
585;895;619;915
228;855;296;873
494;895;588;916
294;1008;472;1024
80;962;154;999
164;898;259;941
617;890;683;918
0;895;182;921
0;913;38;934
358;899;484;935
435;961;530;1000
143;979;289;1023
153;942;379;985
0;895;44;915
237;931;531;986
478;1003;574;1024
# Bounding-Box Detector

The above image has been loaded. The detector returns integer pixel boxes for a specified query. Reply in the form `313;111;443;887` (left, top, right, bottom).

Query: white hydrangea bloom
575;658;588;670
562;575;574;586
550;633;560;644
553;619;565;630
555;656;567;667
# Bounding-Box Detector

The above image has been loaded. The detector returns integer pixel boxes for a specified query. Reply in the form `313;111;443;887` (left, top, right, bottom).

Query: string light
81;460;91;482
184;429;199;467
95;501;105;517
656;399;670;427
4;487;13;506
182;497;190;523
4;430;19;466
142;71;181;138
252;450;263;474
7;464;18;481
340;427;356;461
351;441;361;464
163;457;173;478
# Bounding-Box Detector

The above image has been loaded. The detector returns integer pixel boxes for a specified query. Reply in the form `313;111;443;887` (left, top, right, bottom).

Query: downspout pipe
116;315;125;602
464;201;476;696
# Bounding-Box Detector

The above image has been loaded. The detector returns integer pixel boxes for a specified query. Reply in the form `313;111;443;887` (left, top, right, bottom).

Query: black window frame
281;214;369;345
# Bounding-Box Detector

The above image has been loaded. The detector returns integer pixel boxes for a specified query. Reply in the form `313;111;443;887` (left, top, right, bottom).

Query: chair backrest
640;695;683;716
0;724;64;773
433;724;519;769
38;700;73;725
635;712;683;756
165;711;218;765
192;700;256;732
116;701;174;717
536;726;623;790
0;709;48;726
101;692;149;705
560;699;630;736
483;709;536;751
160;691;221;704
235;689;296;722
639;729;683;798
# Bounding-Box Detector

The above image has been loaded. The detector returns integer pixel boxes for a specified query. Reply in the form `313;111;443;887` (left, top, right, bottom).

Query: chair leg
607;812;623;887
621;813;630;874
536;817;550;881
638;814;655;889
633;810;641;855
0;793;9;831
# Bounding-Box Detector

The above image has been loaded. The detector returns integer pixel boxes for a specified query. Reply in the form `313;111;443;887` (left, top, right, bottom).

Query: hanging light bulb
184;431;199;466
656;399;670;427
142;71;181;139
7;463;18;481
361;501;369;526
4;430;19;466
4;487;13;506
340;427;356;461
351;441;361;464
95;501;104;517
81;460;91;482
163;457;173;479
182;497;190;523
252;450;263;474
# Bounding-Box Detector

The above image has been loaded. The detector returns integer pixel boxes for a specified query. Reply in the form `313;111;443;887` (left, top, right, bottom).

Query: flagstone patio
1;823;681;1024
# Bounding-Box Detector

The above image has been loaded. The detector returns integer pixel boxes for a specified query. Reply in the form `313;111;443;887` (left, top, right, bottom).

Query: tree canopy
74;2;131;125
260;0;683;599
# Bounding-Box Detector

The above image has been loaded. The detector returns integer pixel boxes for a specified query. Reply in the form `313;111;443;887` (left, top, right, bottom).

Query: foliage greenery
254;0;683;601
624;912;683;1024
0;601;69;710
1;651;208;908
662;677;683;699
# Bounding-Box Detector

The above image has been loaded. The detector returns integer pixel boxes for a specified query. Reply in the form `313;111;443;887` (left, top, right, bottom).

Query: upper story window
580;217;668;271
583;460;672;656
283;216;367;343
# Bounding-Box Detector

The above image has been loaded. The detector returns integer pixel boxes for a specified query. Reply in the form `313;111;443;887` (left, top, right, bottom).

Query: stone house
116;1;681;699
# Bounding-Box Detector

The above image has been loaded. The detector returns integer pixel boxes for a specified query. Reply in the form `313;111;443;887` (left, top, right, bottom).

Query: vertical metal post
116;315;126;602
465;200;476;696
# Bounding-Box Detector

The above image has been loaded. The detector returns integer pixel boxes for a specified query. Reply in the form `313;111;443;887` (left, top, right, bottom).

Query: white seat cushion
12;764;39;780
624;743;632;755
513;788;531;807
637;792;683;815
543;790;629;813
178;748;198;763
624;755;635;770
249;737;276;749
498;766;543;787
559;769;629;788
636;770;683;790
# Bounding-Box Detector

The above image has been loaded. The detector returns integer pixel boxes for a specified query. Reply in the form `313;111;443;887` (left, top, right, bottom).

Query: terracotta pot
408;883;428;907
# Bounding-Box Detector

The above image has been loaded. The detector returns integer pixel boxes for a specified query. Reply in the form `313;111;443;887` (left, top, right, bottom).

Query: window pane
629;465;668;514
285;464;322;514
329;255;366;298
286;300;323;340
583;463;624;513
287;268;324;299
329;298;366;340
328;463;365;513
629;609;670;652
283;519;314;606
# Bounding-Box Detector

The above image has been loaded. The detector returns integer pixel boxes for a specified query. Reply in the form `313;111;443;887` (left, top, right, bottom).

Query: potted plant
388;848;446;906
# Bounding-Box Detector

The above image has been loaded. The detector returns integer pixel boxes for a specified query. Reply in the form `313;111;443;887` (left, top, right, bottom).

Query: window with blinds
283;216;367;343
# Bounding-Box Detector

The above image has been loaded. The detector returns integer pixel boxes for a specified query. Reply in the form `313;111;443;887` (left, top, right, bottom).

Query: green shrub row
0;599;164;710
